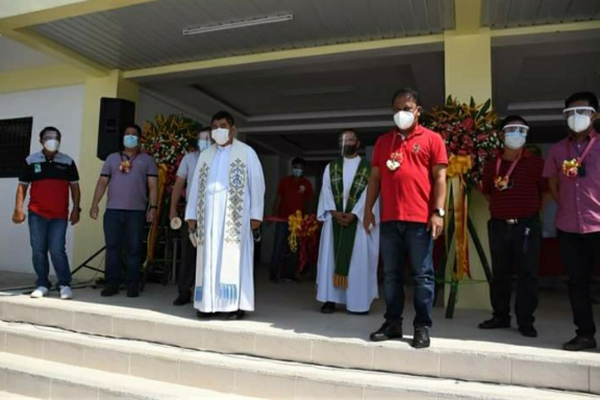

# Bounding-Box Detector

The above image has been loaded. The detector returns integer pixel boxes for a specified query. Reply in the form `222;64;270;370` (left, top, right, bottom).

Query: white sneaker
30;286;49;298
59;286;73;300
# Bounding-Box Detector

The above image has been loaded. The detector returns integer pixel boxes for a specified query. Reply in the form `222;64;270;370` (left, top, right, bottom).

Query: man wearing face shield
316;129;379;314
13;127;81;300
543;92;600;351
90;124;159;298
169;128;213;306
185;111;265;320
364;88;448;349
479;116;547;338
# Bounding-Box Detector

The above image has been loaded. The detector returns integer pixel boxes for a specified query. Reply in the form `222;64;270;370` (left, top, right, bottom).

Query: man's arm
12;183;28;224
429;164;447;239
169;177;186;220
548;176;559;202
147;176;158;223
90;177;109;220
69;183;81;225
363;166;381;233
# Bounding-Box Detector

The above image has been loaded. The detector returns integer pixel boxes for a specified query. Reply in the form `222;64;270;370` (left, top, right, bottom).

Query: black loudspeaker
97;97;136;161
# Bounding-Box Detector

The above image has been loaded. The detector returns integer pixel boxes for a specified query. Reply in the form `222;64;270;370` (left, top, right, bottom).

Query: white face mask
504;133;527;150
123;134;138;149
211;128;230;145
394;111;415;130
43;139;60;152
567;114;592;133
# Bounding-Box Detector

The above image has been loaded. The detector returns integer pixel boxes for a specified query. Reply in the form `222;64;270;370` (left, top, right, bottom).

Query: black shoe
228;310;246;320
518;325;538;338
563;335;597;351
478;317;510;329
369;321;402;342
100;286;119;297
126;286;140;298
321;302;336;314
173;294;191;306
196;311;212;319
412;326;431;349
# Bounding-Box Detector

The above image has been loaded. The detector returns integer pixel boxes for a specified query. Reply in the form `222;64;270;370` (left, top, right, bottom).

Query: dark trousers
103;209;146;289
269;222;296;280
380;221;435;328
488;217;541;327
28;211;71;288
177;225;197;296
558;229;600;338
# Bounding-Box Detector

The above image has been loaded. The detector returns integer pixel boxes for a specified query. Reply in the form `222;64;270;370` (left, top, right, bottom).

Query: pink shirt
542;130;600;234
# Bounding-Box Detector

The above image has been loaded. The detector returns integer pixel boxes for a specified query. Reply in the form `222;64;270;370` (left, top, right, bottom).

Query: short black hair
39;126;62;140
291;157;306;167
340;128;359;141
392;87;420;106
211;111;235;126
500;115;528;130
565;92;599;111
124;123;142;136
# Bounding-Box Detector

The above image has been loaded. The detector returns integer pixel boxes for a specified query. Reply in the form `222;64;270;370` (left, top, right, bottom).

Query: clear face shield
339;132;358;157
502;124;529;150
563;106;595;133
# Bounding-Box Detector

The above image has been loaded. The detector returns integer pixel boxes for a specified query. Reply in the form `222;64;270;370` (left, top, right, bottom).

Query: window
0;117;33;178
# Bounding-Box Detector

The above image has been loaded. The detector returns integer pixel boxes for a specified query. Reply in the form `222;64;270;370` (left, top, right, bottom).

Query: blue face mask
292;168;303;178
198;139;211;151
123;134;138;149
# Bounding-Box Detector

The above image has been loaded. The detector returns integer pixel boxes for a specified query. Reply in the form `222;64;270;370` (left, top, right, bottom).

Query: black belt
492;216;538;225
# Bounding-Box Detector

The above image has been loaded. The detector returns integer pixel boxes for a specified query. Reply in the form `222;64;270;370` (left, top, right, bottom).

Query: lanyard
495;150;522;180
566;135;597;164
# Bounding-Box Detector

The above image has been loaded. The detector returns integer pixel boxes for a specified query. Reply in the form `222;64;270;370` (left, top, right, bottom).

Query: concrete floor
2;267;598;356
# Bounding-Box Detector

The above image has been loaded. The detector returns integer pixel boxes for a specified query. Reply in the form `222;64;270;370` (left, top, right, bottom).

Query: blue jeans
103;209;146;288
28;211;71;288
380;221;435;328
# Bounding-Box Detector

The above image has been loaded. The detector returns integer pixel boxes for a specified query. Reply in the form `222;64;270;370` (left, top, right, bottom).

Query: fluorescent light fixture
507;101;564;111
183;14;293;36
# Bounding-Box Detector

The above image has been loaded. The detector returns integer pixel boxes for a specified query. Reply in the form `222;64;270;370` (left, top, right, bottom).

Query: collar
498;148;531;161
392;124;424;140
568;129;598;143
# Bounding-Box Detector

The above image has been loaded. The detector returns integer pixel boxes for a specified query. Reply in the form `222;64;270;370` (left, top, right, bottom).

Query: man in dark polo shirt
364;88;448;348
90;124;158;298
12;126;81;300
479;116;547;338
269;157;313;282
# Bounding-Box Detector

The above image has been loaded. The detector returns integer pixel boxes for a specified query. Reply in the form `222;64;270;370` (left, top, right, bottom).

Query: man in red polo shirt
364;88;447;349
479;116;547;338
12;127;81;300
269;157;313;282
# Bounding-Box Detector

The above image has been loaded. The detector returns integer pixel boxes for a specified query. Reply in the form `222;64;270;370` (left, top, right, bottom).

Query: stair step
1;294;598;395
0;391;38;400
0;351;255;400
0;321;593;400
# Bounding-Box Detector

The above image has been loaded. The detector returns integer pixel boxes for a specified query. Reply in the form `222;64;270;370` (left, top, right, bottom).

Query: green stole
330;157;371;289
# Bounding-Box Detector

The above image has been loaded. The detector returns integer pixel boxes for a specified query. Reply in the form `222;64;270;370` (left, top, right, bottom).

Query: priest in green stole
316;129;379;314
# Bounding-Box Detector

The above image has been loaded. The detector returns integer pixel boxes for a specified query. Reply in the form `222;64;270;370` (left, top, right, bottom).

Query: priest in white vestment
185;111;265;320
316;129;379;314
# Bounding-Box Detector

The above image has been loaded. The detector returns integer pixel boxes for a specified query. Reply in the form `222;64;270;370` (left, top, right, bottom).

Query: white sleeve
317;164;337;222
248;148;266;221
184;160;200;221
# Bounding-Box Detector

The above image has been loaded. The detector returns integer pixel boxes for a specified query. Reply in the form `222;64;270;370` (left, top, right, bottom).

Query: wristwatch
434;208;446;218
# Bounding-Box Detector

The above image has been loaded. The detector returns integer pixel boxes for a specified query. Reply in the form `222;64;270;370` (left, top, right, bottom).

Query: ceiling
482;0;600;28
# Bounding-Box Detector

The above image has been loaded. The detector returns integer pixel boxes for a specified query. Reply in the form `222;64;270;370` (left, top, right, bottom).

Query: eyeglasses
563;107;596;117
502;124;529;135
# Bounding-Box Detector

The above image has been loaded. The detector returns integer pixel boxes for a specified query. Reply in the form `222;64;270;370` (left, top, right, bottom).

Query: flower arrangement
288;211;320;272
141;114;202;192
422;96;501;188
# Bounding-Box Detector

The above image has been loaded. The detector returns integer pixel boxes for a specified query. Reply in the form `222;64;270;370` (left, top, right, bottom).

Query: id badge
34;163;42;173
578;163;586;177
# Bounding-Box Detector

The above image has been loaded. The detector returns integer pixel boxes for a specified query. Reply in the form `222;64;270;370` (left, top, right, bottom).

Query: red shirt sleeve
542;145;559;178
430;133;448;166
536;157;550;193
372;137;382;168
481;159;495;196
304;180;314;199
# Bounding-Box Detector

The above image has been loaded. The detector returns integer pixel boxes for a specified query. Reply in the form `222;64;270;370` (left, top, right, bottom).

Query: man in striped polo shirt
479;116;548;338
12;127;81;300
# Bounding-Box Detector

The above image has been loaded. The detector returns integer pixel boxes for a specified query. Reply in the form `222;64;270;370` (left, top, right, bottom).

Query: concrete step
0;391;38;399
0;320;594;400
1;294;599;395
0;350;255;400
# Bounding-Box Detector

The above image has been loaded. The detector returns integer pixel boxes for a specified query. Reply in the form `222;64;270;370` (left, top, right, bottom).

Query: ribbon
446;155;472;280
494;151;521;190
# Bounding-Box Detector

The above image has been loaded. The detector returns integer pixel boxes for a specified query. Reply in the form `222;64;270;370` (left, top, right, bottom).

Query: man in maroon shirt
269;157;313;282
543;92;600;351
479;116;547;338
